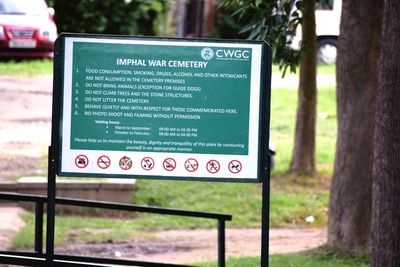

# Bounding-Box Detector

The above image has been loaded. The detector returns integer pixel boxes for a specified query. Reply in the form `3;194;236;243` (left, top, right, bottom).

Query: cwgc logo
201;47;214;60
216;49;250;60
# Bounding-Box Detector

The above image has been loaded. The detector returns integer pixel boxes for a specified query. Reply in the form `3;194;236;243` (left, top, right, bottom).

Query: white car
292;0;341;64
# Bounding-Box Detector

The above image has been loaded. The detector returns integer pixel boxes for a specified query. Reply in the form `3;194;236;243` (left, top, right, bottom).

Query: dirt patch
0;206;26;251
55;228;326;265
0;155;44;181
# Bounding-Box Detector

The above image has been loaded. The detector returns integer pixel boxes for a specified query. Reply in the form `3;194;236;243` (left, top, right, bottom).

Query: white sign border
59;36;265;181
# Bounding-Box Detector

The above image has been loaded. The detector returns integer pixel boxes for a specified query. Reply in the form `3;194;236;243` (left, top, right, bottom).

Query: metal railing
0;192;232;267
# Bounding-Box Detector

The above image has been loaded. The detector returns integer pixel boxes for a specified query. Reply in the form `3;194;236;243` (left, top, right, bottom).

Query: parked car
0;0;57;58
315;0;341;64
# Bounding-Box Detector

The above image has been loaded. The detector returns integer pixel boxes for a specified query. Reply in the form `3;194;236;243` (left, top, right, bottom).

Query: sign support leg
261;179;270;267
46;146;56;266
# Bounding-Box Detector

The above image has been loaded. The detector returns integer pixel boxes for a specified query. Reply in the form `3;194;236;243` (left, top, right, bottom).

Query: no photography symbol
75;155;89;168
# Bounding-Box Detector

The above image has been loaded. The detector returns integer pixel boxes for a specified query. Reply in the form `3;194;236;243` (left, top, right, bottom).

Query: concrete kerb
0;177;136;208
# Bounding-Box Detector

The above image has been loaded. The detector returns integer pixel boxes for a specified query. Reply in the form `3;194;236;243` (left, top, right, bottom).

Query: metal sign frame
46;33;272;267
54;33;271;183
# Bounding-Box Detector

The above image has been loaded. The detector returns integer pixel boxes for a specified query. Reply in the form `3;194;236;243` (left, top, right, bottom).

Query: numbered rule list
70;42;253;156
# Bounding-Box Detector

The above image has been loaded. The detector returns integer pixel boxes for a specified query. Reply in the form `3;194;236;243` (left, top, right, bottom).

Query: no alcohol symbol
119;156;132;170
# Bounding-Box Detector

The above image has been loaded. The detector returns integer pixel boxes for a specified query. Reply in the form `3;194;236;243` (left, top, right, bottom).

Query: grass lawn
200;248;369;267
0;59;53;76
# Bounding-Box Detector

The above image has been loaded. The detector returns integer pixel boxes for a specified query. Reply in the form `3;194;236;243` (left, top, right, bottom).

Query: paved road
0;76;52;181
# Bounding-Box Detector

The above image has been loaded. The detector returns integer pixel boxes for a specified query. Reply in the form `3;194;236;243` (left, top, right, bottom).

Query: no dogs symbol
228;160;242;174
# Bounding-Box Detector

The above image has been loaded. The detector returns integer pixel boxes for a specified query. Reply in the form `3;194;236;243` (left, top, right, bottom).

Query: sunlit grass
0;59;53;76
198;247;369;267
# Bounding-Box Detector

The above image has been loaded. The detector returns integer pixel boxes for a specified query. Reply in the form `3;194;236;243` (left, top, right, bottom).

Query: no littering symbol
97;155;111;169
207;160;220;174
184;158;199;172
141;157;155;171
75;155;89;168
228;160;242;174
163;158;176;171
119;156;133;170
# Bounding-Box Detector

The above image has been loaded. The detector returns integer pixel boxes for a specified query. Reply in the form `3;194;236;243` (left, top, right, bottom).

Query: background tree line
223;0;400;265
45;0;400;265
47;0;167;36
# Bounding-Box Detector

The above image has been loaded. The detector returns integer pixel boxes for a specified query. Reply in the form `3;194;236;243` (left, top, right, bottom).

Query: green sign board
56;34;271;182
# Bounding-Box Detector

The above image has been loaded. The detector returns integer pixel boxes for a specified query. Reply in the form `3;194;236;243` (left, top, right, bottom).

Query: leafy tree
47;0;166;36
327;0;383;254
289;0;317;175
372;1;400;265
223;0;317;175
222;0;302;73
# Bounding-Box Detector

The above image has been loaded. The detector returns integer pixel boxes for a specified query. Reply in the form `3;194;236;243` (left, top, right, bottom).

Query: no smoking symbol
75;155;89;168
207;160;220;174
163;158;176;171
229;160;242;174
141;157;155;171
184;158;198;172
97;155;111;169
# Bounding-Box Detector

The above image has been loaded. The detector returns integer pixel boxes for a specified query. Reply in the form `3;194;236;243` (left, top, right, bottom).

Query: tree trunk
327;0;383;253
290;0;317;175
372;1;400;265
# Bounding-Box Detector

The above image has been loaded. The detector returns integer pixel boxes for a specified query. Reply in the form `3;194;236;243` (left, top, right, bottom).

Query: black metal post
34;202;44;255
217;219;226;267
260;179;270;267
46;146;57;266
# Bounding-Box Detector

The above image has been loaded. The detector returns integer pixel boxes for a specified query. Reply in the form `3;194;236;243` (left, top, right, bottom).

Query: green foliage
47;0;167;36
222;0;303;75
211;1;253;39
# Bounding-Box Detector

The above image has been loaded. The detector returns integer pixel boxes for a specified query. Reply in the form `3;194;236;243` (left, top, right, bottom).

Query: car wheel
317;38;338;64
